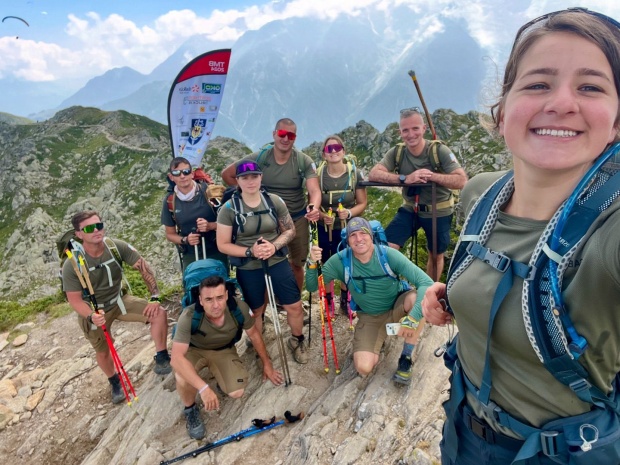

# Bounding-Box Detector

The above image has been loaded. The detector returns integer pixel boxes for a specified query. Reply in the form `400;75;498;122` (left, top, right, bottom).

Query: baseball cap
347;217;373;236
235;159;262;177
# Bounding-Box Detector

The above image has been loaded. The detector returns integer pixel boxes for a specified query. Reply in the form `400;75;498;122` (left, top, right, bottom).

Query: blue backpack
337;220;410;308
442;142;620;463
178;259;244;347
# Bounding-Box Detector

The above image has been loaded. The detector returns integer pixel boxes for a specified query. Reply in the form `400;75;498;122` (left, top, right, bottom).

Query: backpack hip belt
404;197;454;211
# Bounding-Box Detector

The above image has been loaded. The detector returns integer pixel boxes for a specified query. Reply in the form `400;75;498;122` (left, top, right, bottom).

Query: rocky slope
0;301;455;465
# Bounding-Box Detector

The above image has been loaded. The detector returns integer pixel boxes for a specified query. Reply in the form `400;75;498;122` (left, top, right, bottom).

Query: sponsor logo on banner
191;84;200;93
199;107;205;113
188;119;207;146
183;96;211;105
209;60;226;72
209;105;218;111
177;86;192;94
202;83;222;94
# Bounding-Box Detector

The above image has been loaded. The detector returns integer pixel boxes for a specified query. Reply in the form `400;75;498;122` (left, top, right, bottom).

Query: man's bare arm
132;257;160;296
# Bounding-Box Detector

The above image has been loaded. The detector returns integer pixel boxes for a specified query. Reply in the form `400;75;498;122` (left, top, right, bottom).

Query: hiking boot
184;404;206;440
109;375;125;404
392;355;413;385
153;352;172;375
287;336;308;364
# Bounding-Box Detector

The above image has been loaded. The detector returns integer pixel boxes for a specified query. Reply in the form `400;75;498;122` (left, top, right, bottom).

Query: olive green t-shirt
172;297;253;350
217;192;290;270
378;141;461;218
451;171;620;430
318;166;364;231
247;147;317;216
61;238;139;306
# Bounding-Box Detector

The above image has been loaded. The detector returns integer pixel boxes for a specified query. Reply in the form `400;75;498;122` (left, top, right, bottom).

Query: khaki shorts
288;216;309;267
78;295;149;353
185;346;248;394
353;290;415;354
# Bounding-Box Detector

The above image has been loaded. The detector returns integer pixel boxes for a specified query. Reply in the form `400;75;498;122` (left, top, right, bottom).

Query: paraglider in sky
2;16;30;27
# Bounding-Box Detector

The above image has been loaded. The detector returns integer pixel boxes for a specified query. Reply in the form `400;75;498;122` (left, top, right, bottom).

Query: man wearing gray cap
305;217;434;383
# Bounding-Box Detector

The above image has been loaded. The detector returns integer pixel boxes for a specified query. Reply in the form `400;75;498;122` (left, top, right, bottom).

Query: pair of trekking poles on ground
65;246;137;405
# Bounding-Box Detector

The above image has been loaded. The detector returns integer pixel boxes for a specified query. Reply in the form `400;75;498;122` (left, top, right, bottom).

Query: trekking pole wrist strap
87;311;95;324
149;296;161;303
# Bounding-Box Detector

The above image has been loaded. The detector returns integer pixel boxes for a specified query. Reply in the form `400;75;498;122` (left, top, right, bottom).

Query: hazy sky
1;0;619;85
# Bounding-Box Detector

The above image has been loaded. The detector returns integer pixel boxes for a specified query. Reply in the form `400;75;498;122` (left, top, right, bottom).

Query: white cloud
3;0;620;84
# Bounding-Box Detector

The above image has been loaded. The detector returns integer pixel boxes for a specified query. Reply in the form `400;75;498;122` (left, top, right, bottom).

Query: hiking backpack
166;180;226;228
56;231;129;296
315;154;359;205
395;140;458;209
255;143;308;184
442;142;620;462
337;220;410;307
225;188;288;267
177;258;245;348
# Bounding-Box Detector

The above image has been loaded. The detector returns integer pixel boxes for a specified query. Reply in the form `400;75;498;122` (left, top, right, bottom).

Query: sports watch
245;247;253;258
399;174;406;184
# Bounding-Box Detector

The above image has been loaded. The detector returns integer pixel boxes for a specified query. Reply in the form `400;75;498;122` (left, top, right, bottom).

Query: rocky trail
0;298;452;465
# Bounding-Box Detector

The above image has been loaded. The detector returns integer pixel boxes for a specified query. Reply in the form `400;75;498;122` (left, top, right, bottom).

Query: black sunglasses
512;7;620;54
171;168;192;177
81;222;104;234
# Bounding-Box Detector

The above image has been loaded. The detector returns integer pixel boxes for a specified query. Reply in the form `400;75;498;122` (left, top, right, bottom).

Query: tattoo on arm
133;257;160;295
272;213;295;250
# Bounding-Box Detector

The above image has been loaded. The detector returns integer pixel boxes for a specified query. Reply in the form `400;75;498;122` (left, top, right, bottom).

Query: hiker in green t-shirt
422;9;620;465
221;118;321;292
369;109;467;279
62;210;171;404
316;135;367;316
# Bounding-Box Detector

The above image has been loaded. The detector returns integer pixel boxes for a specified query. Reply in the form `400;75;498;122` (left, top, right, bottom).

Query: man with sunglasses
62;211;171;404
369;108;467;279
221;118;321;291
161;157;228;271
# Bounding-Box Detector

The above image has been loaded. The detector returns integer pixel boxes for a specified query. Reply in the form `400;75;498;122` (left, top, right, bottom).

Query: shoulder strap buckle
466;242;511;273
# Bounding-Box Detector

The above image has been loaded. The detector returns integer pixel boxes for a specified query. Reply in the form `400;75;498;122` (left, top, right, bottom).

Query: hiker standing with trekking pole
217;160;308;365
369;108;467;279
62;211;171;404
161;157;228;271
306;217;433;383
315;135;367;319
422;9;620;464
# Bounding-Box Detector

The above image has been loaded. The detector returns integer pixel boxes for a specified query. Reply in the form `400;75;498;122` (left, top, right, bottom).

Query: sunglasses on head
236;161;261;174
81;222;104;234
400;107;421;115
512;7;620;54
324;143;344;154
276;129;297;141
170;168;192;177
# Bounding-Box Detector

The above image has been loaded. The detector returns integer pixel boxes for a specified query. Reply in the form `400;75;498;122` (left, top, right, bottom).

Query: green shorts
353;290;415;354
185;346;248;394
78;295;149;353
288;216;309;267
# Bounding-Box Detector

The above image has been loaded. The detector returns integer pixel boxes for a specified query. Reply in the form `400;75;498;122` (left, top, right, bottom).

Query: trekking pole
326;207;336;320
431;182;438;281
310;222;340;374
191;227;199;259
160;411;304;465
408;70;436;140
75;253;137;405
201;234;206;260
318;270;340;374
337;203;354;330
409;69;439;277
258;241;292;386
307;204;315;345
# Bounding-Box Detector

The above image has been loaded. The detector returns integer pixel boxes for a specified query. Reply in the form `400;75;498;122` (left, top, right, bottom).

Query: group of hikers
60;8;620;465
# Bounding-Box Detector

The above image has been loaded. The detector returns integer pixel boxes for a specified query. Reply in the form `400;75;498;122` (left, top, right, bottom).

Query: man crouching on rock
62;210;171;405
171;276;284;440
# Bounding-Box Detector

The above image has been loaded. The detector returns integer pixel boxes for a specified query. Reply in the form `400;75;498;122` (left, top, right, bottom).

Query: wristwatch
399;174;406;184
180;236;188;245
245;247;253;258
